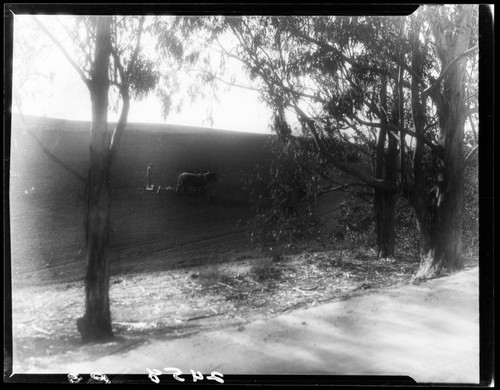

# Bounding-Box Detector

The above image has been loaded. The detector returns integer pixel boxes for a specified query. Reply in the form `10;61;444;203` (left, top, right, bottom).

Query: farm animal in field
176;171;217;195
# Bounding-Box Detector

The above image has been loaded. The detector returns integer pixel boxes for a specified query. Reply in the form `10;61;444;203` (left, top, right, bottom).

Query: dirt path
16;267;479;384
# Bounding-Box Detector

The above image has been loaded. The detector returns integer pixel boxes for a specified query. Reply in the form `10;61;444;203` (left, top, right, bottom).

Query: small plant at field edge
251;257;282;282
195;266;234;288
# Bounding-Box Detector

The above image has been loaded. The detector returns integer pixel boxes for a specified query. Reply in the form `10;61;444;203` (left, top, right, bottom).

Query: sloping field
8;115;343;288
8;115;270;287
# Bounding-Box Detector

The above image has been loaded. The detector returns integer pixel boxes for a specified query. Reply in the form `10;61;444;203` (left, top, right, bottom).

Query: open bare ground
12;259;479;383
12;248;478;374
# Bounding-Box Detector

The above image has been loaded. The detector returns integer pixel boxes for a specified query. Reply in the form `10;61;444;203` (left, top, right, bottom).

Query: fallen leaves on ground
11;248;477;368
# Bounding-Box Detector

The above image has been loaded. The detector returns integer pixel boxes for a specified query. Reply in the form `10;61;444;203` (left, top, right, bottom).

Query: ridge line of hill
10;113;273;137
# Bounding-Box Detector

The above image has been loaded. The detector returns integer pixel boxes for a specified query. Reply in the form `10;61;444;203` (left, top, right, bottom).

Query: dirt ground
11;263;479;384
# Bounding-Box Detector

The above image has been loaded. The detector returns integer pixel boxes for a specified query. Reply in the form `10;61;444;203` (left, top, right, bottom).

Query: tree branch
465;91;478;101
32;16;90;87
189;69;261;92
295;30;419;88
126;16;145;76
465;144;478;165
57;17;93;70
107;18;145;162
227;25;325;104
385;52;427;89
228;21;399;192
110;46;126;88
318;182;370;195
468;115;478;144
352;115;442;156
292;104;397;192
108;92;130;162
422;45;478;97
108;47;130;161
13;100;86;183
464;106;478;118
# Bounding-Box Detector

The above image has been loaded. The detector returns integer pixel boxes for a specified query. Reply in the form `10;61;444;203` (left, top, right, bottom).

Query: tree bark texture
77;16;114;343
411;6;473;278
409;28;440;276
374;74;397;258
374;189;397;258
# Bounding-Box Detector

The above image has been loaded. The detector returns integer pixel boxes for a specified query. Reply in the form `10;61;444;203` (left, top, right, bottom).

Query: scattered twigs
31;324;52;335
217;282;235;290
15;249;426;346
186;311;227;322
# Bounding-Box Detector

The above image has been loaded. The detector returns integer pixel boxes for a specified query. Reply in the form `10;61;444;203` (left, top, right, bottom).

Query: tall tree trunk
77;16;114;342
420;62;467;276
411;5;472;278
409;25;442;278
374;189;397;258
374;74;397;258
375;20;407;260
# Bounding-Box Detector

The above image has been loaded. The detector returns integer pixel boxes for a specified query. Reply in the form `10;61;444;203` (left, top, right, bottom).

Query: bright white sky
11;15;274;134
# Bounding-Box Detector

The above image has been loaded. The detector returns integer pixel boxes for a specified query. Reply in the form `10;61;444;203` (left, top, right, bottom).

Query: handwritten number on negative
147;367;224;384
164;367;185;382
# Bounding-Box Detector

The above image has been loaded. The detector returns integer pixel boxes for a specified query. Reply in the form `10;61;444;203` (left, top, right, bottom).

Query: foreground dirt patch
11;249;477;374
12;263;479;384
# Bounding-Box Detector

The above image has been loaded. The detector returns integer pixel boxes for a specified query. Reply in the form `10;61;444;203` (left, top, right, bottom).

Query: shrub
243;138;322;247
244;136;478;259
335;193;375;247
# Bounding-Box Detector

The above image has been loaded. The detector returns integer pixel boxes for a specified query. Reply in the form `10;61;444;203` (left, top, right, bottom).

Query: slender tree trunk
374;189;396;258
374;74;397;258
77;16;114;342
380;139;398;258
409;26;443;278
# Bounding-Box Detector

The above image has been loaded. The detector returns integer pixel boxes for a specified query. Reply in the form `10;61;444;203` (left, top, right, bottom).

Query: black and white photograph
4;3;493;386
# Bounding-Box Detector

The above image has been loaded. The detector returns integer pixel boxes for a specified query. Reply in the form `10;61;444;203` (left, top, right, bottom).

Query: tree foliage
210;6;478;275
244;137;324;246
152;16;228;123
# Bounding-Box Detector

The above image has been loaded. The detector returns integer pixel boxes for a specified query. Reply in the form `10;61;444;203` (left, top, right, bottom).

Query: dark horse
176;171;217;195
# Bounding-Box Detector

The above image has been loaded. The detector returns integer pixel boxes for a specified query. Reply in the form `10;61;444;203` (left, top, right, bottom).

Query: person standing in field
147;163;153;187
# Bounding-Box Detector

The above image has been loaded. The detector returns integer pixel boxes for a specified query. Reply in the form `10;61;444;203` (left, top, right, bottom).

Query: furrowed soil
7;115;479;381
9;115;278;287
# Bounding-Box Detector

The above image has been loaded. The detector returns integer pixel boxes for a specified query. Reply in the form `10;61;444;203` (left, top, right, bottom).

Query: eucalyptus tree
292;5;479;277
33;15;159;342
210;5;478;277
214;15;409;258
404;4;478;278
